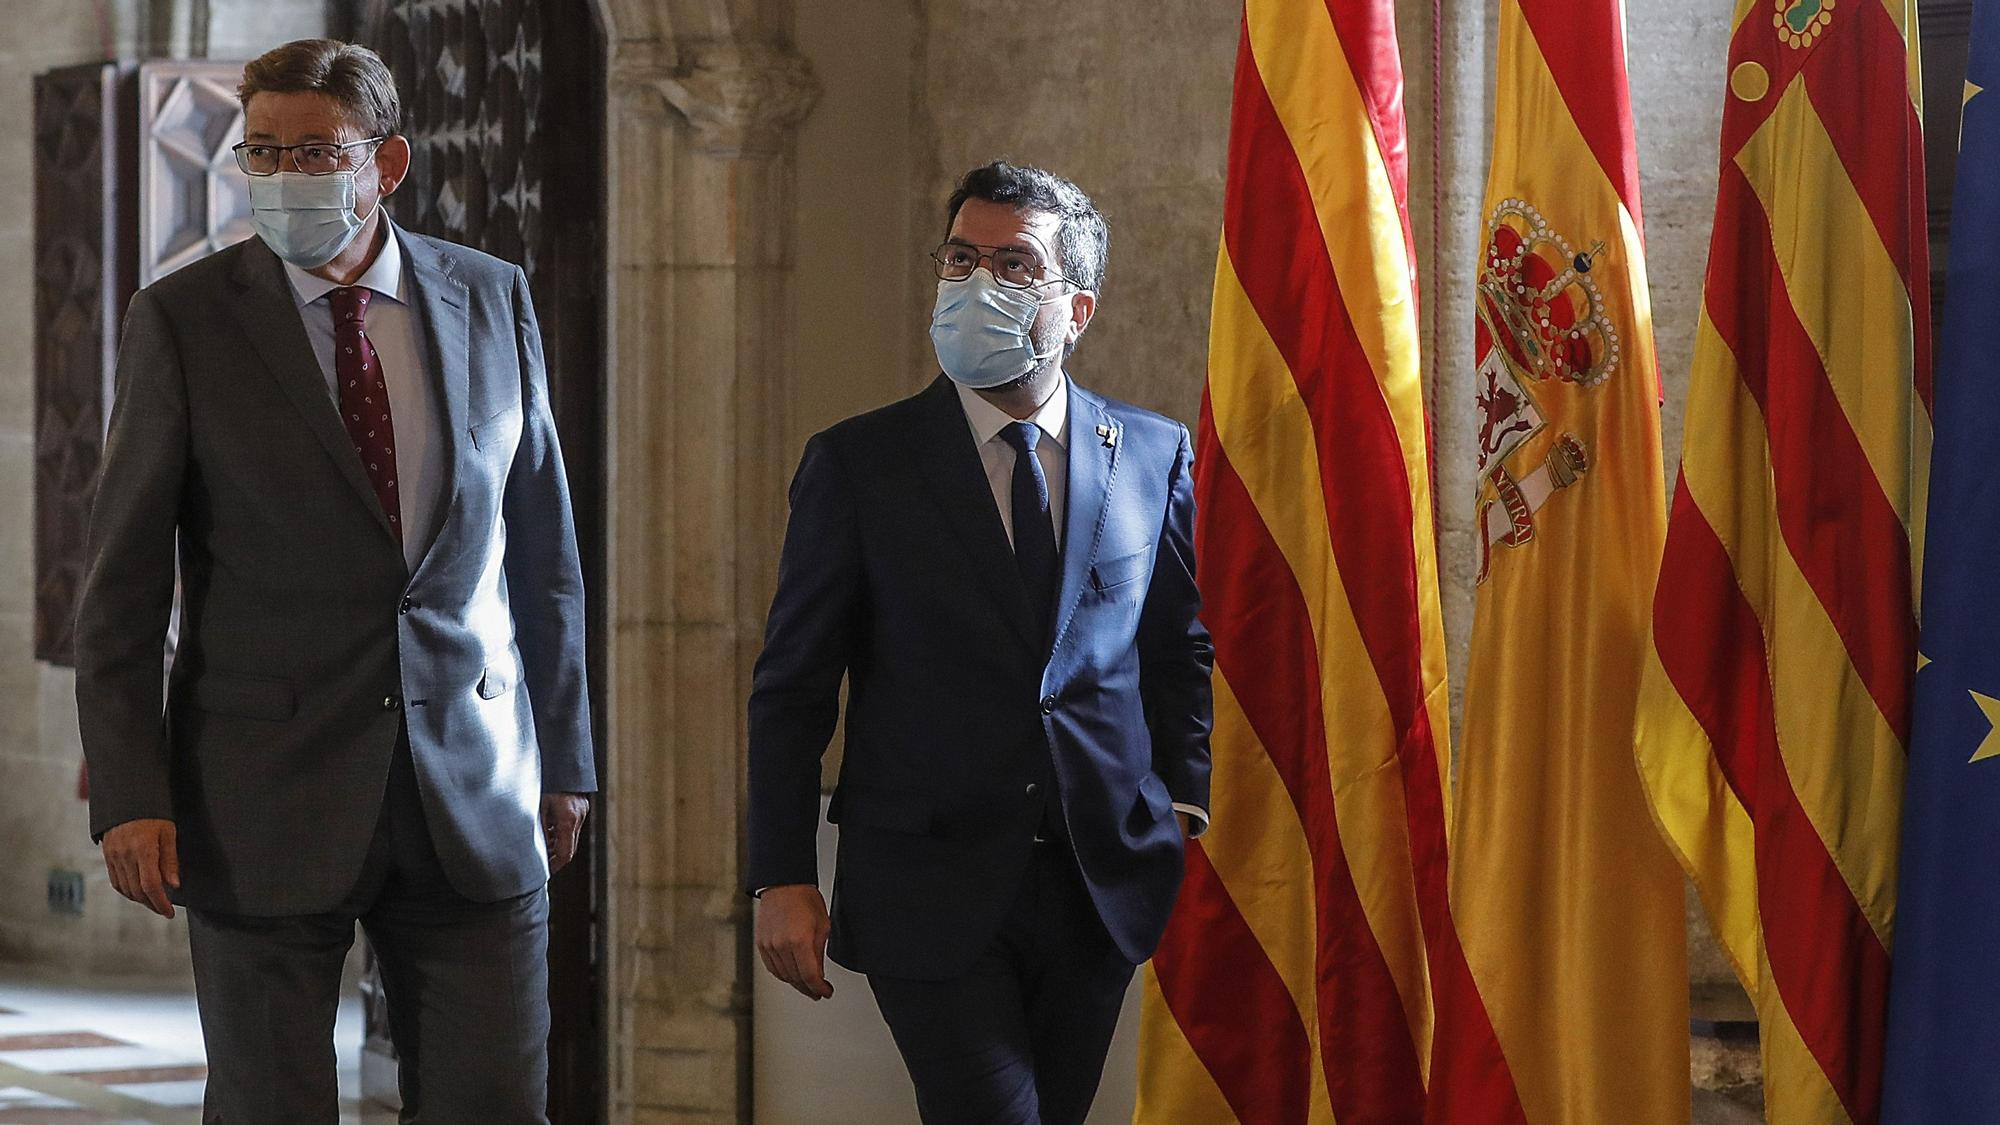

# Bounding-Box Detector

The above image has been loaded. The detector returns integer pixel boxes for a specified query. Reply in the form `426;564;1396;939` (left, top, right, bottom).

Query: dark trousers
867;841;1137;1125
187;735;550;1125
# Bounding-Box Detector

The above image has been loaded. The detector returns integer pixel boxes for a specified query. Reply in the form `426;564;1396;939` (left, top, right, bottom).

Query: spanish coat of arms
1472;198;1623;583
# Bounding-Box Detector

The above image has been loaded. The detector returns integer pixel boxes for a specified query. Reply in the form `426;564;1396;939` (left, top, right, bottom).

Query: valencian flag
1633;0;1930;1120
1134;0;1516;1120
1881;0;2000;1118
1437;0;1690;1118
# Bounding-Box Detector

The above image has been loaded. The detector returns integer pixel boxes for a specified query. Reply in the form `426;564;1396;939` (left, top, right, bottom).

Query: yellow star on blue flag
1968;691;2000;763
1883;0;2000;1117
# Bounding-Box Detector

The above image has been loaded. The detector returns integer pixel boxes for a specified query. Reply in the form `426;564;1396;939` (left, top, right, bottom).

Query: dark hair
238;39;401;138
946;161;1108;293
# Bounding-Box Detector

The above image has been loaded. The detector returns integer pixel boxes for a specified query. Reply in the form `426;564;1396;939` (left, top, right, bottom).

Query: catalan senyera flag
1881;2;2000;1117
1633;0;1930;1121
1438;0;1689;1119
1134;1;1519;1120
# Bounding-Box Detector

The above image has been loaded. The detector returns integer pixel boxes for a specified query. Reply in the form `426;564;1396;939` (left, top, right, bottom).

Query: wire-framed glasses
930;241;1074;290
231;137;386;177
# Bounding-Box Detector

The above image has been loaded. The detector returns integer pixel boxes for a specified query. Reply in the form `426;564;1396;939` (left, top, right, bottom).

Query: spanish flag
1135;1;1516;1119
1634;0;1930;1122
1438;0;1690;1119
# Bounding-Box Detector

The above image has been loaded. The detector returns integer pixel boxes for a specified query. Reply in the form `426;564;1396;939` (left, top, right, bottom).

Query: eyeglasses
930;241;1075;290
231;137;386;177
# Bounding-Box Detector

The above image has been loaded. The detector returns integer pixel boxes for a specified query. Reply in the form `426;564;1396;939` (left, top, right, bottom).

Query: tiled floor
0;972;388;1124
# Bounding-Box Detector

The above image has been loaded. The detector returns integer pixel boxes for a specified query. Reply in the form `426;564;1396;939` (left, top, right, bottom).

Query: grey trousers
187;736;551;1125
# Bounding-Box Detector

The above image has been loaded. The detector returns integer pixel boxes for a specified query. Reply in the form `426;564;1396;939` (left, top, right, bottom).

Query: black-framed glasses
231;137;386;177
930;241;1075;290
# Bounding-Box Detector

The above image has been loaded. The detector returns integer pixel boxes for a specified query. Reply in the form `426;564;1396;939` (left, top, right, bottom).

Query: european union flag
1882;2;2000;1118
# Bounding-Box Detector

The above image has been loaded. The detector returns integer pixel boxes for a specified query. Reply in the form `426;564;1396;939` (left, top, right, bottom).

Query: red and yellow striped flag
1634;0;1930;1122
1437;0;1690;1120
1135;1;1520;1119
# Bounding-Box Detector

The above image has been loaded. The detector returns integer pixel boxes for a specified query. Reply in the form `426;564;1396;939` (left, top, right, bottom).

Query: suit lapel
227;237;397;543
911;377;1040;650
396;226;470;578
1053;384;1118;650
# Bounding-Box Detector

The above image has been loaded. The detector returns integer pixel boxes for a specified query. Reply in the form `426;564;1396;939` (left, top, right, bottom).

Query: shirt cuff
1172;803;1211;837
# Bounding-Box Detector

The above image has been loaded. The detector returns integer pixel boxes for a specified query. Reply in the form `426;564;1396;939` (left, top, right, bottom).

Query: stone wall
908;1;1238;426
0;0;326;978
791;0;921;449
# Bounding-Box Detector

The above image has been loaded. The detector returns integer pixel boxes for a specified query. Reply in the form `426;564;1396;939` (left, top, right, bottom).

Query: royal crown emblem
1472;198;1622;583
1477;199;1621;395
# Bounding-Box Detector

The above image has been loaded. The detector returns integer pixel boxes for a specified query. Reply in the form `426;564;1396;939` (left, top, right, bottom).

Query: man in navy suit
748;161;1213;1124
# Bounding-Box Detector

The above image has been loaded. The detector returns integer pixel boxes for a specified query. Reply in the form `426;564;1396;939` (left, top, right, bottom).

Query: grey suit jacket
75;226;595;915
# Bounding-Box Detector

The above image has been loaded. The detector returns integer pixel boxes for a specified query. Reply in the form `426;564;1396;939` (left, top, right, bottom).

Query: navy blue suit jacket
747;374;1214;980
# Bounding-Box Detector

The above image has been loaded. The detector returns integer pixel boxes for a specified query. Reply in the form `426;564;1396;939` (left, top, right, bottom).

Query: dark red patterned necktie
330;286;401;541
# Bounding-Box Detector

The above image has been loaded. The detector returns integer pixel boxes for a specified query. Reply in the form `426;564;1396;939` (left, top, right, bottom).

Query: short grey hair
238;39;401;138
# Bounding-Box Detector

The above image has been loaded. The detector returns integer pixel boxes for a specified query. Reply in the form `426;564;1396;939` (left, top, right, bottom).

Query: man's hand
102;818;179;919
756;884;834;1000
541;793;591;874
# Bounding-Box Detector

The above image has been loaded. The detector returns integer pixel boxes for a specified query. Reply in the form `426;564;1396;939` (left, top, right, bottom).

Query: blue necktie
1000;421;1060;635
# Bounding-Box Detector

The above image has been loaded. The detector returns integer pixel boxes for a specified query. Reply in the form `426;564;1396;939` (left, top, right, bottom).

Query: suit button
400;597;415;614
383;695;402;711
1040;695;1056;715
1025;782;1041;798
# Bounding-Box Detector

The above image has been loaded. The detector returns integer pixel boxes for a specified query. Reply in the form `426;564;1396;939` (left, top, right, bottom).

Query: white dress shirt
954;376;1210;834
955;376;1070;550
283;230;445;572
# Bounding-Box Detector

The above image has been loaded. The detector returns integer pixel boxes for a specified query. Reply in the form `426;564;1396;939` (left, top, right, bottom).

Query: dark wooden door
343;2;609;1120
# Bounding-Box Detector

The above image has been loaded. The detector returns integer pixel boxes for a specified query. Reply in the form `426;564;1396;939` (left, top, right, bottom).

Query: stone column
597;9;818;1119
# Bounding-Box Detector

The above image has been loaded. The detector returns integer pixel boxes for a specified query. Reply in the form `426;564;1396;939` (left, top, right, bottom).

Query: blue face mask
929;268;1069;389
249;170;378;269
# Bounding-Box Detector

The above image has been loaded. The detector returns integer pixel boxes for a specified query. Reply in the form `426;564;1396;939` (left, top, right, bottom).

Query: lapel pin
1096;424;1118;449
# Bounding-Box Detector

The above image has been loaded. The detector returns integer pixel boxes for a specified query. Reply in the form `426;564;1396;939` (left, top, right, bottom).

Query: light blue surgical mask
249;170;378;269
929;268;1068;389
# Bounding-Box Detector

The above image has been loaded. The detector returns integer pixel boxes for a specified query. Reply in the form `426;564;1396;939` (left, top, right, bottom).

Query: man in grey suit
74;39;593;1123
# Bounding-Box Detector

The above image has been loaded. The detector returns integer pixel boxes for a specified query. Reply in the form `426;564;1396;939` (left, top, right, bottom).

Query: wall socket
46;869;84;916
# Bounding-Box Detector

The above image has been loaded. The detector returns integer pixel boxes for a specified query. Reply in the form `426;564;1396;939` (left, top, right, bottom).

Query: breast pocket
1090;544;1153;595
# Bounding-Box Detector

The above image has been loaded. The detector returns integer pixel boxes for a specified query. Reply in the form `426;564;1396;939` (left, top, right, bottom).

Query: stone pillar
597;5;818;1118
